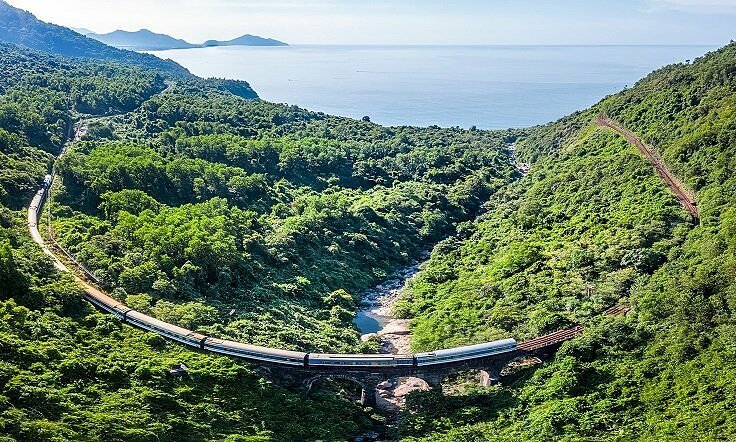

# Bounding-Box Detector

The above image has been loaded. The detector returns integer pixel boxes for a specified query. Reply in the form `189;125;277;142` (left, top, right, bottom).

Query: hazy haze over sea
151;44;718;129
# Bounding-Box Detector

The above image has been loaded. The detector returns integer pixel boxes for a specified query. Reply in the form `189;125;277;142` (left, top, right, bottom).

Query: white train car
204;338;307;366
415;338;516;366
307;353;414;368
126;310;208;349
82;283;131;319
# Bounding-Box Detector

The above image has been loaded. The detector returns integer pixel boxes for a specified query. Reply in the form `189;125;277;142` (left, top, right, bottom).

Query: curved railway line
27;123;522;371
596;116;699;220
26;117;653;373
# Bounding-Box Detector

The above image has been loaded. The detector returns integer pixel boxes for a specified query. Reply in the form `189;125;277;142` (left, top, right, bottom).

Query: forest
0;43;392;441
49;84;518;352
0;40;519;439
2;6;736;439
398;43;736;440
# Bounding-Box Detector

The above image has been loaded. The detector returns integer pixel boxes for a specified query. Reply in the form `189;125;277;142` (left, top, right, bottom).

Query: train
28;176;518;369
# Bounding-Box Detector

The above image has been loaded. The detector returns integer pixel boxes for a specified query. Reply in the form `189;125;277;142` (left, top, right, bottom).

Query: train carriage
125;310;208;348
307;353;415;368
414;338;516;366
204;338;307;366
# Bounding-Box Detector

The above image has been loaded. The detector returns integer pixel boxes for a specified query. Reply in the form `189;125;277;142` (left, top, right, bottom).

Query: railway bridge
241;324;604;407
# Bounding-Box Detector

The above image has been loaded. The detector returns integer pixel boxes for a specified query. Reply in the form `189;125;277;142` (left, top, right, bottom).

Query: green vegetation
51;87;517;352
397;43;736;440
0;250;370;441
0;38;519;439
2;5;736;439
0;42;385;441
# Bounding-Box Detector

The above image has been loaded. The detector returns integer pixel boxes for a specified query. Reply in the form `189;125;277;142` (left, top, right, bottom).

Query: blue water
353;310;391;335
151;44;718;129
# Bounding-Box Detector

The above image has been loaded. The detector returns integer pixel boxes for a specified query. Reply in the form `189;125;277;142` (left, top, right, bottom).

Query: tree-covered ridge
0;0;190;77
399;126;688;350
51;87;518;352
0;45;385;441
0;43;169;211
398;42;736;440
0;42;261;215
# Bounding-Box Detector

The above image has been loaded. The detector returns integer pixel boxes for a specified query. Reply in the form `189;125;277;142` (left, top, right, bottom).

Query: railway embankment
596;116;699;220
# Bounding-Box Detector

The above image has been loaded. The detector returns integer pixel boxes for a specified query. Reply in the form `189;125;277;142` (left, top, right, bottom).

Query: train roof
84;284;127;310
126;310;207;340
415;338;517;358
308;353;412;360
206;337;307;359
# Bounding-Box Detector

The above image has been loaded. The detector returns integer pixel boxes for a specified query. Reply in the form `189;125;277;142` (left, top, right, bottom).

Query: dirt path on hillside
596;116;699;220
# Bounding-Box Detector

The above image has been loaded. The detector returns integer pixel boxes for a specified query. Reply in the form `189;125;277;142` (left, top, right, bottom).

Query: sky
5;0;736;45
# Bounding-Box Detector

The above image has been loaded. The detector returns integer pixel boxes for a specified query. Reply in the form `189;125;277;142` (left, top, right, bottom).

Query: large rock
378;319;410;336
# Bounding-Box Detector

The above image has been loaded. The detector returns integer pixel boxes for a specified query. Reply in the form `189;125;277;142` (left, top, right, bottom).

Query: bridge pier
359;374;386;408
420;373;444;391
479;368;500;387
360;386;376;407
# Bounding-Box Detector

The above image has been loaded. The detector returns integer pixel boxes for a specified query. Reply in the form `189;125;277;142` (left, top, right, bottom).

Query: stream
353;143;524;355
353;254;427;354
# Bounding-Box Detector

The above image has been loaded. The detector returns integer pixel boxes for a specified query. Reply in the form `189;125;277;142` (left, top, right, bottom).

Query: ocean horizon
151;44;720;129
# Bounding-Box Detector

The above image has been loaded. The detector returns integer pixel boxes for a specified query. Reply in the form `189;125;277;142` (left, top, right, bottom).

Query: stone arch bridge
258;324;604;407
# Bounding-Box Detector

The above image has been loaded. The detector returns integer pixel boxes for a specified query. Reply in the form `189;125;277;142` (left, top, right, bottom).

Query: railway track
517;304;630;352
603;304;631;316
596;116;699;220
517;325;585;352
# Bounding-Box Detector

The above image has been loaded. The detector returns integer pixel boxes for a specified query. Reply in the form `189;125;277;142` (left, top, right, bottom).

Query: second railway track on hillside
597;116;699;220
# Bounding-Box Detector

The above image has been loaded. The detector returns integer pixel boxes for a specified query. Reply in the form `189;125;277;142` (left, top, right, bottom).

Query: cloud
648;0;736;14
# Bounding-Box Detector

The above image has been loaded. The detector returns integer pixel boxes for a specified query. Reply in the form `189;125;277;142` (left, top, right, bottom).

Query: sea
150;44;719;130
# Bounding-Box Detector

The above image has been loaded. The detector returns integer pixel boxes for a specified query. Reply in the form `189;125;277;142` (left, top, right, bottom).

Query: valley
1;1;736;440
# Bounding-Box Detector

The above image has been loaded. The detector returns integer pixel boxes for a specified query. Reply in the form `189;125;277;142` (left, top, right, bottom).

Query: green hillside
0;43;382;441
49;80;517;353
0;40;517;439
1;3;736;438
398;43;736;440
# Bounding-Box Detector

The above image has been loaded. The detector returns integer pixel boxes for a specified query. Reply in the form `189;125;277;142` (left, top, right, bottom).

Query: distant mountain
88;29;197;51
72;27;94;36
0;0;190;76
85;28;288;51
203;34;288;47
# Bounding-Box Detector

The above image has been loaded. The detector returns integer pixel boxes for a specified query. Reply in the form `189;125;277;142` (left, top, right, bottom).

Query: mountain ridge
0;0;190;76
88;29;288;51
88;29;198;50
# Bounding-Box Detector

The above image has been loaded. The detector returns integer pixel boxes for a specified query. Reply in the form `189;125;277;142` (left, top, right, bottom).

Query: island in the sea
86;29;288;50
202;34;288;48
